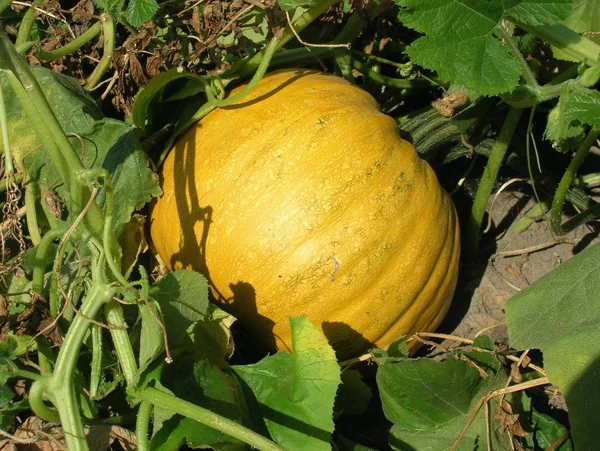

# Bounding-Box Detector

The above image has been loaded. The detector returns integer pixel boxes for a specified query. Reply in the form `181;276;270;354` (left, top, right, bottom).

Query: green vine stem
32;227;63;295
134;387;285;451
0;73;14;176
36;21;102;61
465;107;525;258
136;401;152;451
104;300;138;386
211;37;279;108
89;324;102;399
15;0;45;48
551;127;600;235
24;179;42;246
85;14;114;90
514;22;600;66
30;253;113;451
163;35;281;164
228;0;340;80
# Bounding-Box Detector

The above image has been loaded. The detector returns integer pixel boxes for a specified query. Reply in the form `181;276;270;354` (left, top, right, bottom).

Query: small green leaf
506;241;600;451
190;304;236;367
395;0;572;95
149;270;209;348
233;316;341;450
93;0;125;15
138;299;165;373
0;385;13;408
125;0;158;27
335;370;372;416
0;333;35;360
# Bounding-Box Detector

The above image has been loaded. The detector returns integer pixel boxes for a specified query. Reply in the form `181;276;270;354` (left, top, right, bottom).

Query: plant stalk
515;22;600;66
36;21;102;61
134;387;285;451
551;127;600;235
465;107;524;257
85;14;115;90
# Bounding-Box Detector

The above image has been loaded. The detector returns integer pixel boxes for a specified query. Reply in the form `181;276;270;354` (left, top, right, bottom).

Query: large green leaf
2;67;160;234
233;316;341;450
394;0;572;95
506;241;600;451
377;336;510;450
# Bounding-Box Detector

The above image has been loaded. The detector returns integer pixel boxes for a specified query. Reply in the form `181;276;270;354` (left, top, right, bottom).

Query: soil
441;188;598;347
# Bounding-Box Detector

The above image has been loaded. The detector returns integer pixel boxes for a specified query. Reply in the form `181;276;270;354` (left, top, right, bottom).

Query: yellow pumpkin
150;69;460;359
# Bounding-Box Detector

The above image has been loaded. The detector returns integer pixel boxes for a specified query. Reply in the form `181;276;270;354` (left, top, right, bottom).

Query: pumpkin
150;69;460;359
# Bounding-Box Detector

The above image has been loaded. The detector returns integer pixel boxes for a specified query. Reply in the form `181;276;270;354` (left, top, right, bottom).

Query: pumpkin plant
150;69;461;358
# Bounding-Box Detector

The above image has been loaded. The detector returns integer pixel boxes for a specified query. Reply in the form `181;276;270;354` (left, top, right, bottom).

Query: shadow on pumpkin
322;321;374;360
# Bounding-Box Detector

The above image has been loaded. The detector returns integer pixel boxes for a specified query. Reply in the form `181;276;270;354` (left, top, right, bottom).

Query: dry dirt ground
441;188;598;347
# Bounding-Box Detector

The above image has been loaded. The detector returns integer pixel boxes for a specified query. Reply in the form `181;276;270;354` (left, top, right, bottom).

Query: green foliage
148;270;210;349
507;242;600;450
151;359;254;450
545;81;600;152
394;0;572;95
2;67;161;235
234;317;341;450
554;0;600;60
377;336;510;450
125;0;159;28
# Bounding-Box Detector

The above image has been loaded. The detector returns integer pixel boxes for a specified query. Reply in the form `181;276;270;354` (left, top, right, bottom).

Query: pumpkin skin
150;69;460;359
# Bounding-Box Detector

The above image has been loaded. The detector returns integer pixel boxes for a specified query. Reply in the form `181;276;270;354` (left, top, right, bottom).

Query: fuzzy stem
89;324;103;399
85;14;115;90
0;73;14;175
104;301;138;386
515;22;600;66
36;21;102;61
32;227;63;295
465;107;524;257
551;128;600;235
24;180;42;245
16;6;37;47
135;401;152;451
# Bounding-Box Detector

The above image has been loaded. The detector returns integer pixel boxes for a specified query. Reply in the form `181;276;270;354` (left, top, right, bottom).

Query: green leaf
531;409;573;450
395;0;572;95
3;67;160;234
125;0;159;27
0;399;30;431
138;299;165;374
152;358;253;451
149;270;210;348
278;0;318;12
506;241;600;451
544;80;600;151
0;333;35;360
377;347;510;450
190;304;236;368
335;369;372;416
0;384;13;408
233;316;341;450
93;0;125;15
